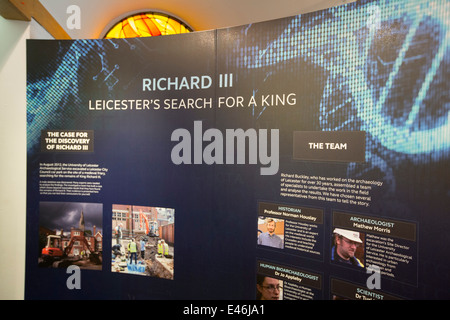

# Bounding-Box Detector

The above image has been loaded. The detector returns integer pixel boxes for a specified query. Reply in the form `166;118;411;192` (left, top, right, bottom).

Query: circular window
104;12;193;39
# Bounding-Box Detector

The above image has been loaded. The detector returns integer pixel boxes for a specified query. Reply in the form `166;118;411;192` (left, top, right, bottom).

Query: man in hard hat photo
331;228;364;268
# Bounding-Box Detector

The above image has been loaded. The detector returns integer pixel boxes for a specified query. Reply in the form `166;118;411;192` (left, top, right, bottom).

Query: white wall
0;16;29;300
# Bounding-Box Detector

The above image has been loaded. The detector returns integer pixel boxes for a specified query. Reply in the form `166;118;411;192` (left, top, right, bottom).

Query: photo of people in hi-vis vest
111;204;174;279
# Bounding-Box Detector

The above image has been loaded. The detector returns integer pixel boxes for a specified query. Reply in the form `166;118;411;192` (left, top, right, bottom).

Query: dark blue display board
26;0;450;300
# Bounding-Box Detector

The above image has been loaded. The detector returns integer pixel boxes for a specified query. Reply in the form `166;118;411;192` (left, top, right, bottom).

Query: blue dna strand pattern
27;41;79;152
26;0;449;172
27;40;97;153
239;0;449;159
26;38;144;154
233;0;449;199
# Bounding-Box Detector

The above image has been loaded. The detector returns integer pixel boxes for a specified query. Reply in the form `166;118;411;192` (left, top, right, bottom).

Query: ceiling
38;0;353;39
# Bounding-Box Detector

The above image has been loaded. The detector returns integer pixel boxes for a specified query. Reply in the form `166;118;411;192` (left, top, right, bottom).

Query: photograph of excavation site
38;201;103;270
111;204;174;280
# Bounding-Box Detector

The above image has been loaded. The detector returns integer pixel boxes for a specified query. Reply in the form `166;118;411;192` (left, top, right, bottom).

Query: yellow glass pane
105;12;192;39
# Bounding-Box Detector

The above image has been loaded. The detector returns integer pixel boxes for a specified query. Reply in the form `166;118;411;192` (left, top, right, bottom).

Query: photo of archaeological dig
38;202;103;270
111;204;175;279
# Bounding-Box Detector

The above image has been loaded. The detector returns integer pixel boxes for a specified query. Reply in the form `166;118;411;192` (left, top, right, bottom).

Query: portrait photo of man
331;228;364;268
257;217;284;249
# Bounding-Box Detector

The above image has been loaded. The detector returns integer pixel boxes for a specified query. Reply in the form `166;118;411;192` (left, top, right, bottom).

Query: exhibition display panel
25;0;450;300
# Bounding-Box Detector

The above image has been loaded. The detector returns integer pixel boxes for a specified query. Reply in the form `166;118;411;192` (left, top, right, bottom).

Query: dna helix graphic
241;0;449;158
236;0;449;197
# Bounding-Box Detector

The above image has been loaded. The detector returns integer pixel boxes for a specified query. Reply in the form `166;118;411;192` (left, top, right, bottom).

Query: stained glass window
104;12;192;39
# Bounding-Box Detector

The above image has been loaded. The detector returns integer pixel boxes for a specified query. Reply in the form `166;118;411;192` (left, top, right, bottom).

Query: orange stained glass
105;12;192;39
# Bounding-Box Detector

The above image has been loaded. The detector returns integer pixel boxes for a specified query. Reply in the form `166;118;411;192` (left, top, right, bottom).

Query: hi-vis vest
157;243;163;254
128;242;137;253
